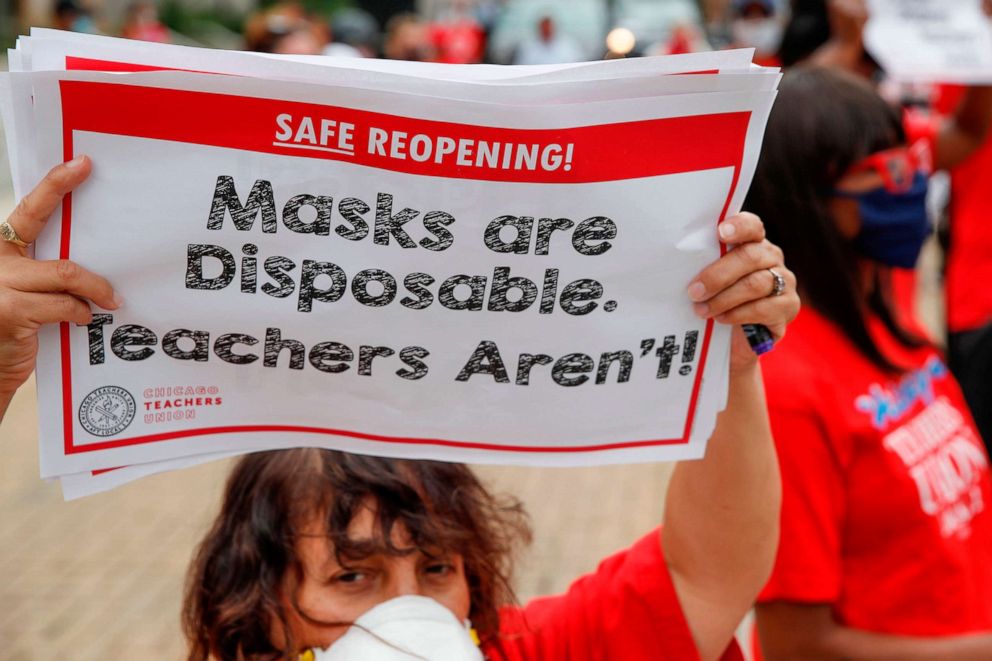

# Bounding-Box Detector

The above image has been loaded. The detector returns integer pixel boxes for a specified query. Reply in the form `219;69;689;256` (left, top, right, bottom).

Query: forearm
662;361;781;656
666;211;796;659
758;604;992;660
664;362;780;589
765;623;992;660
824;627;992;660
935;86;992;171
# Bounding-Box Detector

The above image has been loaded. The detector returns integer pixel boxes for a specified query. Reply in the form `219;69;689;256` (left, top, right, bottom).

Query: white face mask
312;595;484;661
731;18;783;55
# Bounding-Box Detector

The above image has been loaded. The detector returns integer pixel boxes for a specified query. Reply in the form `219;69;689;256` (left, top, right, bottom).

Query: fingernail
65;155;85;169
719;223;736;240
687;281;706;301
693;302;709;318
111;291;124;309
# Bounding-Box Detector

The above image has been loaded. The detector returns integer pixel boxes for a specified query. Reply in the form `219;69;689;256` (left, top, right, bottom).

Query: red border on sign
65;56;208;74
57;79;747;455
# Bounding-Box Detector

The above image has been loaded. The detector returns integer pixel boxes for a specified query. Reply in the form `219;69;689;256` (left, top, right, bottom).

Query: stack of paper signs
0;30;780;499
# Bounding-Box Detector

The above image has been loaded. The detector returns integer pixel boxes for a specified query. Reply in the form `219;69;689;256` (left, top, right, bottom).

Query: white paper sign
865;0;992;83
14;69;774;477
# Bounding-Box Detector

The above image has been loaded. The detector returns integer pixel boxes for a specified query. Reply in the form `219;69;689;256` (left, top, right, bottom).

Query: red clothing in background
927;85;992;333
429;19;485;64
484;529;744;660
888;109;937;327
945;114;992;332
758;307;992;634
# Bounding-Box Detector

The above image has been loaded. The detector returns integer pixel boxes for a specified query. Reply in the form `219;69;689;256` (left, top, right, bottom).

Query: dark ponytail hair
744;66;926;372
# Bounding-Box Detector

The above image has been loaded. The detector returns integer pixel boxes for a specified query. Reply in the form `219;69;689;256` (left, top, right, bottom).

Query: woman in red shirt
0;157;798;659
745;66;992;658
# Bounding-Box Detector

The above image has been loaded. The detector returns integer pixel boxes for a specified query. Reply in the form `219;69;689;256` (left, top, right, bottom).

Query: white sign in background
865;0;992;83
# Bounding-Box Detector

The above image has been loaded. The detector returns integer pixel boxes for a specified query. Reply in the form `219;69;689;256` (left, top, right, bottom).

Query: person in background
939;85;992;459
121;0;169;44
53;0;100;34
778;0;991;176
784;0;992;455
321;35;363;59
778;0;871;73
914;2;992;456
0;157;798;660
746;66;992;659
243;3;328;56
729;0;784;66
323;8;380;59
429;0;486;64
269;23;326;57
650;22;712;57
382;13;436;62
513;15;584;65
321;10;367;59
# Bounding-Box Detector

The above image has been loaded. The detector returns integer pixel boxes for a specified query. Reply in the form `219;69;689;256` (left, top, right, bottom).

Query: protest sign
1;33;779;496
865;0;992;83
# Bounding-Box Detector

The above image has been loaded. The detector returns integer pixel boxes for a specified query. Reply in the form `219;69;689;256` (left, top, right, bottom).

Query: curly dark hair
183;449;532;660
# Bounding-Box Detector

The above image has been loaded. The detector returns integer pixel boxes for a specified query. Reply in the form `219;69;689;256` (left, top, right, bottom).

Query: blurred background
1;0;789;62
0;0;953;658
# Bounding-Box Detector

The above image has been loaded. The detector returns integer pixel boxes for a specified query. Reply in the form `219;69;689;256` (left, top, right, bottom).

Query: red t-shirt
758;307;992;634
429;20;486;64
483;529;744;660
906;87;992;333
945;106;992;332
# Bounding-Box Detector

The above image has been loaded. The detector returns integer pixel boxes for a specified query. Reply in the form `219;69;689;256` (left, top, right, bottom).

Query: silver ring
768;268;786;297
0;220;29;249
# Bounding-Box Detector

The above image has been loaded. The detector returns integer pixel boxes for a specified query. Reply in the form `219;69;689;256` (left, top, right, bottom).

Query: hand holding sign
688;212;797;373
0;157;119;405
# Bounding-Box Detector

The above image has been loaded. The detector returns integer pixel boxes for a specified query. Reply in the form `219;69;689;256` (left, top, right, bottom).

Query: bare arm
757;602;992;660
933;85;992;171
664;358;780;660
0;156;120;425
663;213;798;661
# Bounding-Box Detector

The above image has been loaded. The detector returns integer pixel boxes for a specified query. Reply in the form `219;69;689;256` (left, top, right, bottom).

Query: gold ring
768;268;786;297
0;220;29;249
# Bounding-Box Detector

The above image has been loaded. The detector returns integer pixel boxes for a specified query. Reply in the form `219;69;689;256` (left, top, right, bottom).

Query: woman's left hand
686;212;799;372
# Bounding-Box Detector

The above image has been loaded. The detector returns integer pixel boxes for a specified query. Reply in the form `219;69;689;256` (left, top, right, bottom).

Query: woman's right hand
0;156;120;402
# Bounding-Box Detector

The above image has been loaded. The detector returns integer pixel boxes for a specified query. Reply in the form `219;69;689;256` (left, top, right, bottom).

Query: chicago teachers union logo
78;386;137;437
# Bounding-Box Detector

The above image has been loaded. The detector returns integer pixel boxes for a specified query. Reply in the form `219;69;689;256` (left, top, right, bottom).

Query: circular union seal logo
78;386;136;437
